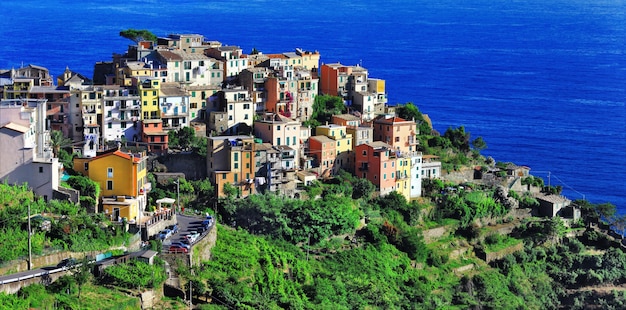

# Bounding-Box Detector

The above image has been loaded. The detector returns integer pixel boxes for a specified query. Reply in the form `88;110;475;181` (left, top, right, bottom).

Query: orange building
308;135;337;177
372;115;418;153
206;136;256;198
354;142;396;196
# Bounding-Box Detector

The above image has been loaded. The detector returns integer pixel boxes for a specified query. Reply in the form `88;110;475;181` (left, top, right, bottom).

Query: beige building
253;113;301;168
207;88;256;135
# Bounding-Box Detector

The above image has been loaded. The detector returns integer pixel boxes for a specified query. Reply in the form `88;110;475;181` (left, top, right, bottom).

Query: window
229;105;233;111
107;180;113;190
277;125;281;130
121;121;127;128
244;114;249;120
222;174;226;180
108;122;112;129
107;167;113;178
246;163;250;168
395;136;400;142
234;163;239;169
362;150;367;156
234;153;239;161
39;167;43;173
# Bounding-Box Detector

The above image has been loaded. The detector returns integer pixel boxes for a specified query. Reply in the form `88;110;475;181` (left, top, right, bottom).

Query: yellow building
394;156;412;201
139;79;161;120
315;124;353;154
315;124;354;174
73;148;149;221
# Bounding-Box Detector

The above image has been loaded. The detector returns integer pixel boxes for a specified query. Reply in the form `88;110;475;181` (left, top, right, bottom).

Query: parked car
168;223;179;234
57;258;77;270
169;245;188;253
171;241;190;250
158;229;172;240
184;231;200;243
201;219;211;228
195;226;207;234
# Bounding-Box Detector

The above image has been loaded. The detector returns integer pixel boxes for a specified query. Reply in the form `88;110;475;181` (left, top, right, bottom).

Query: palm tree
49;130;72;157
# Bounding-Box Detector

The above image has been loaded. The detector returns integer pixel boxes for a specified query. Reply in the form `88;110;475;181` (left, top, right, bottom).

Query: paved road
161;214;215;252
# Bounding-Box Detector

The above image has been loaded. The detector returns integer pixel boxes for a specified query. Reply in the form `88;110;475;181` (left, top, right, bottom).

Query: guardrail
0;267;64;286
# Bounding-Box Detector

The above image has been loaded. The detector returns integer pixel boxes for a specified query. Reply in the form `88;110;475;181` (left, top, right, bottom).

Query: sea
1;0;624;213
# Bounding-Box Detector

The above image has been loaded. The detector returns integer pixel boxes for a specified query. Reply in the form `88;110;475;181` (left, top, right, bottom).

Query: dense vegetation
0;182;131;263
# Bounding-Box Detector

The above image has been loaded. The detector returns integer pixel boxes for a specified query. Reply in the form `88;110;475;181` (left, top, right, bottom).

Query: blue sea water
1;0;624;212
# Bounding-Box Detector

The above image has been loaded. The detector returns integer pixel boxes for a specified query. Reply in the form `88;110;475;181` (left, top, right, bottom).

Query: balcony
120;104;141;110
358;164;369;171
396;172;409;180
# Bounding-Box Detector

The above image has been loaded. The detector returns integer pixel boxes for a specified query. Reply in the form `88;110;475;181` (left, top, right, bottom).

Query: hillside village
5;32;626;309
0;32;445;223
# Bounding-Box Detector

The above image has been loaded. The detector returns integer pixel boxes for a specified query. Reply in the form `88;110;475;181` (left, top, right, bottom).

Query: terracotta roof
157;50;183;61
266;54;288;59
374;115;409;124
91;149;142;163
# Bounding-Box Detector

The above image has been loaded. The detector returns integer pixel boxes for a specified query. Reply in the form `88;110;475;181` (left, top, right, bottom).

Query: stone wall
151;153;206;180
478;242;524;263
422;224;456;244
144;213;178;241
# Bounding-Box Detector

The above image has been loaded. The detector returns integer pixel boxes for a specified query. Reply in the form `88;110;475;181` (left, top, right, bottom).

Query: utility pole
177;177;180;214
547;171;551;187
189;249;193;309
27;204;32;270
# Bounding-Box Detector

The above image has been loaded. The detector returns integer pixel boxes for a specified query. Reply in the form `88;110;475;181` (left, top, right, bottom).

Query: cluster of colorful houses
0;33;443;222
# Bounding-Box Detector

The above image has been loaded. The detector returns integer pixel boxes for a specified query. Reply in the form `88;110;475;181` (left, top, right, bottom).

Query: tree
69;256;94;299
443;126;471;153
596;202;616;222
50;130;72;158
177;126;197;150
305;95;346;128
471;136;487;152
66;175;100;200
119;29;157;43
352;178;375;200
395;102;431;135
